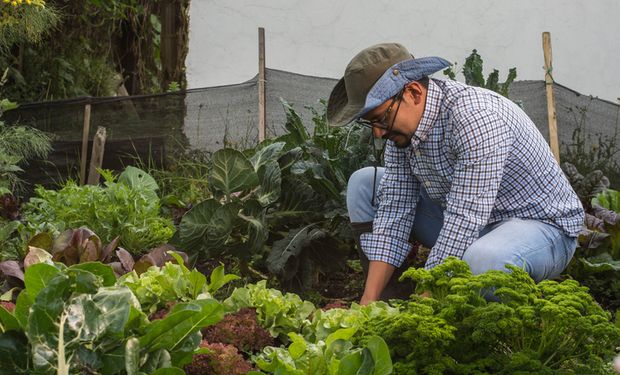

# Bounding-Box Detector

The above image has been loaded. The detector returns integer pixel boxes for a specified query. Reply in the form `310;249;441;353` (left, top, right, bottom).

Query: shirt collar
410;79;443;149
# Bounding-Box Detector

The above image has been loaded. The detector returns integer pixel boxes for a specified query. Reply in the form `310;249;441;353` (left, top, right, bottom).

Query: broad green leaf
13;291;32;330
250;141;286;171
125;337;140;375
579;253;620;273
207;264;240;295
139;299;224;351
24;263;61;300
178;199;237;254
337;350;364;375
288;332;307;359
69;262;117;287
140;349;172;373
281;100;310;145
0;306;19;333
357;348;375;375
257;160;282;206
187;270;207;299
209;148;259;196
366;336;392;375
325;327;357;348
118;166;159;192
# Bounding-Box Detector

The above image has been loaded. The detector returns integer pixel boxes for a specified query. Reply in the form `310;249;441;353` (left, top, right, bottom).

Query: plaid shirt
360;78;584;269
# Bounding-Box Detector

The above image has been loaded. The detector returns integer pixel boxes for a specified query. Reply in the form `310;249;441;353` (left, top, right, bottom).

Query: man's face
359;81;427;148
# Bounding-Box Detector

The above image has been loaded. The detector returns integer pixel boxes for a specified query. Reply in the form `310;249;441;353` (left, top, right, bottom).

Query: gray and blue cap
326;43;451;127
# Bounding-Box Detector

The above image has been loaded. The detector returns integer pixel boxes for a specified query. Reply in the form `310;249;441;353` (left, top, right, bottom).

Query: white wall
187;0;620;102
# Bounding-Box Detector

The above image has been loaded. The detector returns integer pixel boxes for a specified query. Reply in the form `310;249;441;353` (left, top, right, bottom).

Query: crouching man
326;43;584;304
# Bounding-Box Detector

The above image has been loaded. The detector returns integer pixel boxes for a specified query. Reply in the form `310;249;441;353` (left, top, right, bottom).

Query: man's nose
373;127;387;138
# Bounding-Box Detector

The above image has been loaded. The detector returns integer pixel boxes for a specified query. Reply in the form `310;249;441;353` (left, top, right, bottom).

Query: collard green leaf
118;166;159;193
579;253;620;273
257;160;282;206
250;141;286;171
281;100;310;145
178;199;239;257
267;226;316;282
209;149;259;196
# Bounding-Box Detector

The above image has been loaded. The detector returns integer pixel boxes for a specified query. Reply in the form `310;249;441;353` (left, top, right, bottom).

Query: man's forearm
360;260;396;304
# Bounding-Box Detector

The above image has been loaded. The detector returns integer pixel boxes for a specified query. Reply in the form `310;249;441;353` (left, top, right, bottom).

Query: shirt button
425;181;432;187
415;151;421;157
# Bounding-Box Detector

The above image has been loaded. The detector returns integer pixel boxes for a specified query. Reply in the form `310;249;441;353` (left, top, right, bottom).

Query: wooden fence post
87;127;107;185
258;27;266;143
543;31;561;163
80;104;91;185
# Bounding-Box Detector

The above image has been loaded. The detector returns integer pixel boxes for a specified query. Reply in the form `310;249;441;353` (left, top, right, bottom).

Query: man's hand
359;260;396;305
419;290;432;298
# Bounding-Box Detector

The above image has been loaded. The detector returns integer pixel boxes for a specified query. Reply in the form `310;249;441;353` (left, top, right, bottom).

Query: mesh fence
3;68;619;191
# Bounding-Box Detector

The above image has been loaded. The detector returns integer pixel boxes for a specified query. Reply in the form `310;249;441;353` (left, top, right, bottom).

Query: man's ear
404;81;425;105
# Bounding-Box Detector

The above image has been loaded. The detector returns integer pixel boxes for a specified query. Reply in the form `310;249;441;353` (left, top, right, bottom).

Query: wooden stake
80;104;91;185
543;32;560;163
258;27;266;143
87;127;107;185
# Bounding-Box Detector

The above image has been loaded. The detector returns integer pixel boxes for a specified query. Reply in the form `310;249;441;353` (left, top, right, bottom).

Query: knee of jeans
462;242;519;275
347;167;378;197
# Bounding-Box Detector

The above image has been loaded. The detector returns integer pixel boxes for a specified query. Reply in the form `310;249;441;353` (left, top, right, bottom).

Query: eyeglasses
356;88;405;131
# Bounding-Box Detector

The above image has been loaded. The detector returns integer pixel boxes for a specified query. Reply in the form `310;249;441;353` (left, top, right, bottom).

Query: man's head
326;43;450;147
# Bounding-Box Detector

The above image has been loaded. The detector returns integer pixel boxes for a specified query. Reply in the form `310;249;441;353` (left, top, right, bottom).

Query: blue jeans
347;167;577;282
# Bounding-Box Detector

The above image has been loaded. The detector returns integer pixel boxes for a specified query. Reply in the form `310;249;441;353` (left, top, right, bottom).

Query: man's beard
384;130;413;148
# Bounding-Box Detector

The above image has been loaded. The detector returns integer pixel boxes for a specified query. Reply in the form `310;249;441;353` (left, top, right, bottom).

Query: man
326;43;584;305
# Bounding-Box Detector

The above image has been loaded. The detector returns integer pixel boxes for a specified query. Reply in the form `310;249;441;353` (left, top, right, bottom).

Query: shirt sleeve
360;140;420;267
425;108;515;269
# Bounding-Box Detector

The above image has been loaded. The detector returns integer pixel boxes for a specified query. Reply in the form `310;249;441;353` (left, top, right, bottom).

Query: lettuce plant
224;280;315;343
184;341;254;375
254;329;392;375
119;254;239;315
22;166;174;255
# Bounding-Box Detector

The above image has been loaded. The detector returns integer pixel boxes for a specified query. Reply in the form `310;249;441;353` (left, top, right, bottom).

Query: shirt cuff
359;232;411;268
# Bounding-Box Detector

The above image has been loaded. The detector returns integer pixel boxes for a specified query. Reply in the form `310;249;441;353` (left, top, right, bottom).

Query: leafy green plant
177;101;375;292
22;166;174;254
360;257;620;374
224;280;315;343
0;118;52;195
255;330;392;375
443;49;517;98
119;254;239;315
0;261;225;374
